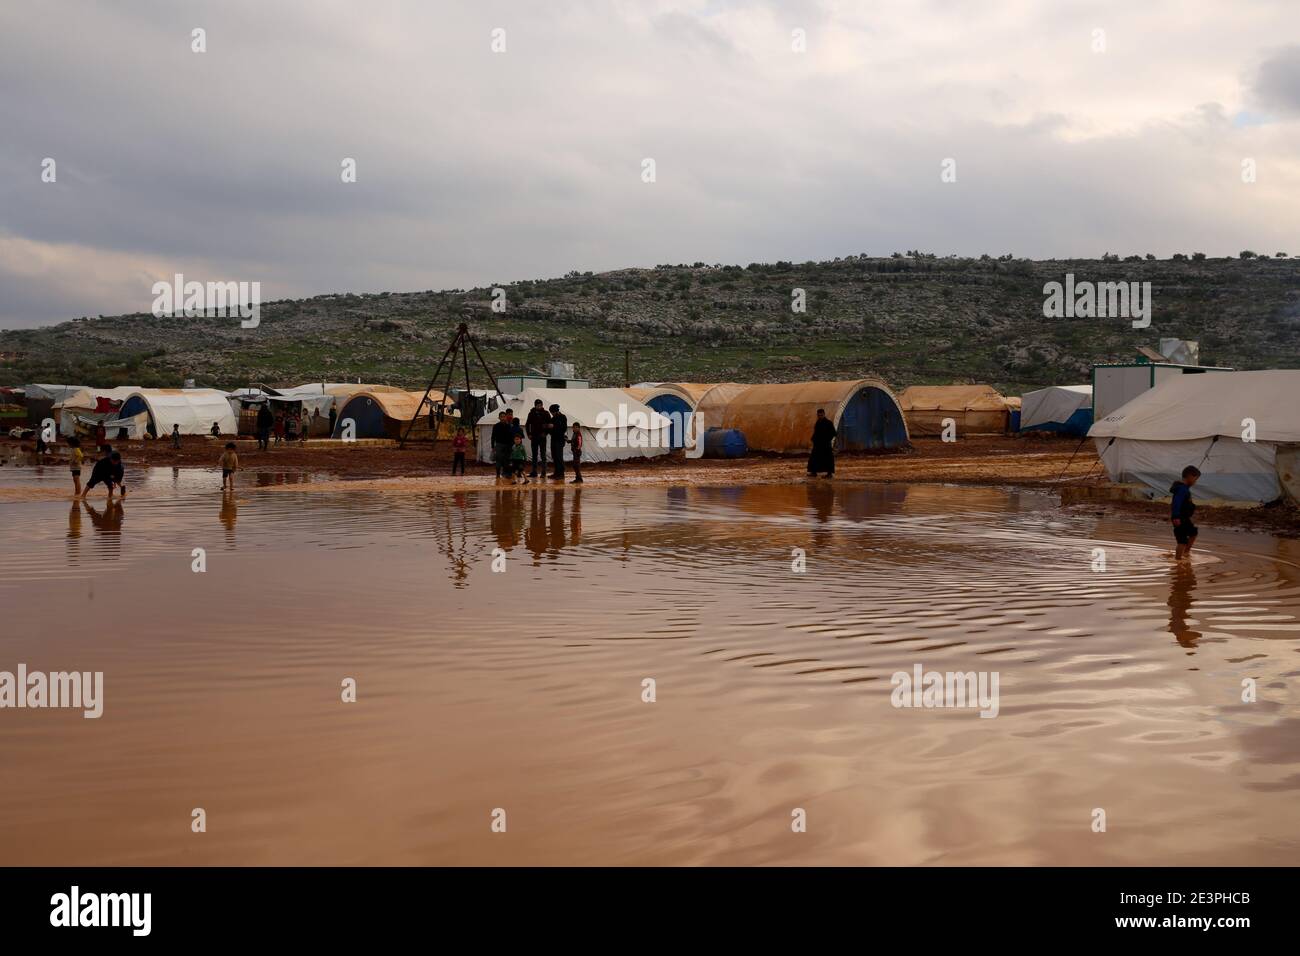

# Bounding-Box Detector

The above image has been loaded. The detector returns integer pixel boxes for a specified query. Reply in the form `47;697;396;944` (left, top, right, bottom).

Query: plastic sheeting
1020;385;1092;430
55;386;139;437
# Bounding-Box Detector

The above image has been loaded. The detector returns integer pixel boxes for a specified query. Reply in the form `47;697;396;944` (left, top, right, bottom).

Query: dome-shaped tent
720;379;908;453
623;385;695;449
330;390;447;440
116;389;237;437
898;384;1010;436
659;383;749;434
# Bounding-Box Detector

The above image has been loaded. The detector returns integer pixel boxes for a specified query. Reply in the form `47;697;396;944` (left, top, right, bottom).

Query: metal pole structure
400;322;509;455
398;328;459;448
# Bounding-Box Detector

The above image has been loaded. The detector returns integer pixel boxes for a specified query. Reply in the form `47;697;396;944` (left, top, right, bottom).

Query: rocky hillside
3;254;1298;394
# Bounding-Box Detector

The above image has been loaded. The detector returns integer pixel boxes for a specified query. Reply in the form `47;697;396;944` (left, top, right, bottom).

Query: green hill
3;253;1298;393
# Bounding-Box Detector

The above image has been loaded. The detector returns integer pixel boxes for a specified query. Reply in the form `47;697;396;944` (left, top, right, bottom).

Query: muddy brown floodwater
1;462;1298;865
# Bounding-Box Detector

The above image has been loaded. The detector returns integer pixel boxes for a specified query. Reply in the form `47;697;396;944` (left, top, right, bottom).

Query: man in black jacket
548;404;568;480
490;411;514;480
525;399;551;478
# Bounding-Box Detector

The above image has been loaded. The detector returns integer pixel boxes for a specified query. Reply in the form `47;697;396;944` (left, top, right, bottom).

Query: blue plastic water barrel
703;427;747;458
1009;409;1021;432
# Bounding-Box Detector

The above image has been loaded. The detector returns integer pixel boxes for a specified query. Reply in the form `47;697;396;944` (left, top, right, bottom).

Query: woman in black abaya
807;408;837;478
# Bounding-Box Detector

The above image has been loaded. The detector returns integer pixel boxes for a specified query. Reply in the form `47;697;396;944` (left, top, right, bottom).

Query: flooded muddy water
1;465;1298;865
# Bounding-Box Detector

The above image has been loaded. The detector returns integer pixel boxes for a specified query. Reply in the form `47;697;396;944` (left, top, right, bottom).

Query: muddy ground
4;433;1298;537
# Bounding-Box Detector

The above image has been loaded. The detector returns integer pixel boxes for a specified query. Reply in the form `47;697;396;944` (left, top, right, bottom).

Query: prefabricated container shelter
1092;362;1232;422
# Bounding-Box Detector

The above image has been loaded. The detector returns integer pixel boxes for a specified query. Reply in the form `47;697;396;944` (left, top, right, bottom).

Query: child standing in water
220;442;239;491
1171;465;1201;561
67;436;83;496
510;434;528;484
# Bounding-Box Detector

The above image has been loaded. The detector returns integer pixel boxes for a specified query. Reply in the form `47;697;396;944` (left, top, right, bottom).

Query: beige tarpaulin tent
719;379;909;453
659;383;748;432
898;384;1010;436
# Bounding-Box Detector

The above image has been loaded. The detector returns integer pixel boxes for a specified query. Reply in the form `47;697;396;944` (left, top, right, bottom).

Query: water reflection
66;500;82;564
1168;562;1201;648
81;499;124;556
220;493;238;547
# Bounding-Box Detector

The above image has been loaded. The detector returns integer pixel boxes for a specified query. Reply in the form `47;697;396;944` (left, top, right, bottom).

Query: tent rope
1055;435;1092;482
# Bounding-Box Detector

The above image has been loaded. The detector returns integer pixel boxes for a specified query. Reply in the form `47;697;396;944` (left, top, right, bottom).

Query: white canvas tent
475;387;672;464
1020;384;1092;430
1089;370;1300;503
116;388;237;436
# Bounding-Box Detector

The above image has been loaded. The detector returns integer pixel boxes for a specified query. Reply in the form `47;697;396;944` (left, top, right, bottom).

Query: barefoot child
68;436;84;496
220;442;239;491
1171;465;1201;561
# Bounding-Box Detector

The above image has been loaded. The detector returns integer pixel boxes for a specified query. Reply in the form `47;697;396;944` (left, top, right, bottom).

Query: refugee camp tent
55;386;139;437
661;383;749;433
898;385;1010;436
330;390;447;440
116;389;237;437
623;385;695;449
1089;370;1300;504
22;384;88;428
475;387;672;464
1020;385;1093;435
719;379;909;454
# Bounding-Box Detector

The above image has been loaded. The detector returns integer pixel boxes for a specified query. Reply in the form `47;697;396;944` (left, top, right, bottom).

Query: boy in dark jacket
1171;465;1201;561
82;449;124;501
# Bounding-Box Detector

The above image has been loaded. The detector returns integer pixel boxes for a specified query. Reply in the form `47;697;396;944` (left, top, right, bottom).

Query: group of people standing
479;399;583;484
254;402;317;451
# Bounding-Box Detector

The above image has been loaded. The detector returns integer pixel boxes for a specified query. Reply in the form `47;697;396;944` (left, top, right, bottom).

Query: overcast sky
1;0;1297;328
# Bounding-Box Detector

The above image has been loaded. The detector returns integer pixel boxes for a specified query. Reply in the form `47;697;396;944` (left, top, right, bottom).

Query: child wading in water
68;436;84;496
1171;465;1201;560
510;434;528;484
220;442;239;491
451;427;468;475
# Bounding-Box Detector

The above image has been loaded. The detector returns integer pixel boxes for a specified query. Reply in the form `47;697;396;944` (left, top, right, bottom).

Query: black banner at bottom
0;866;1282;942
